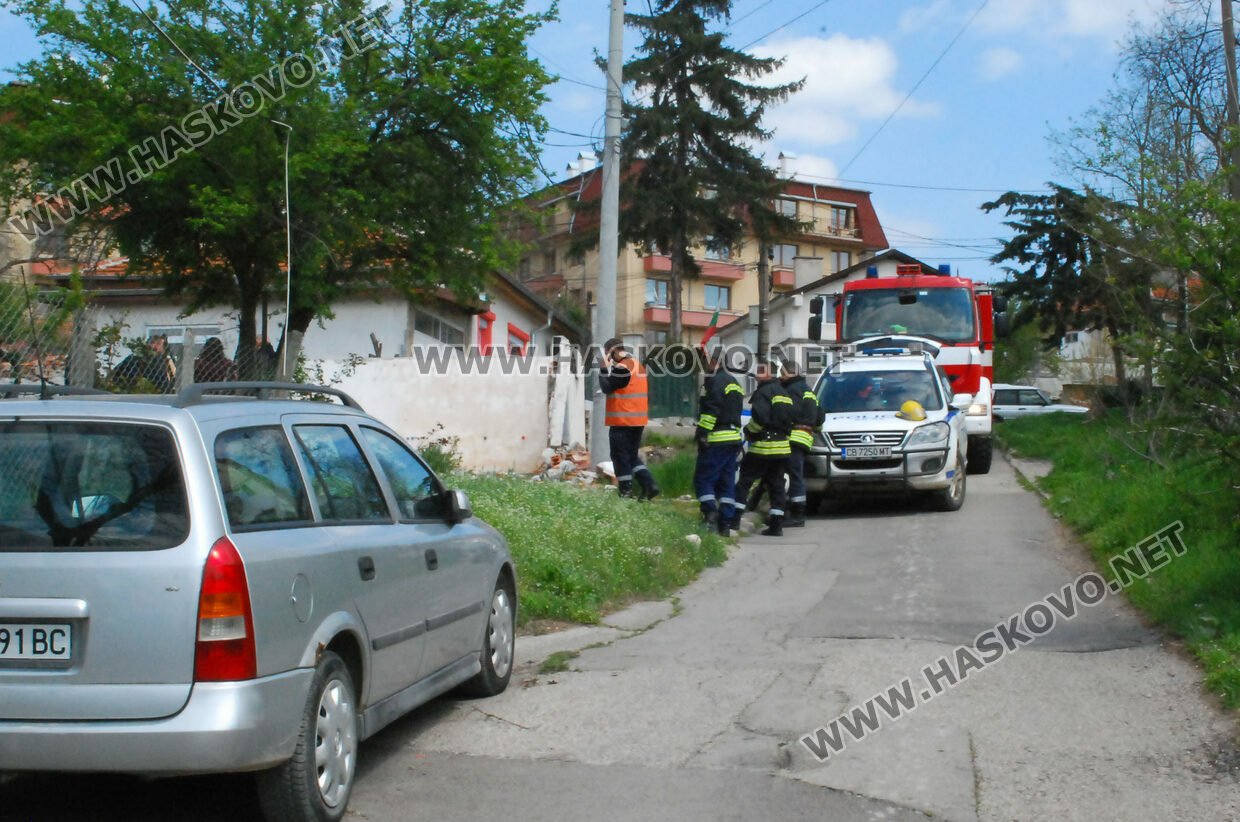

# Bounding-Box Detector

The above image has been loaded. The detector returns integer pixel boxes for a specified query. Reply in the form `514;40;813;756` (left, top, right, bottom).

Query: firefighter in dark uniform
693;347;744;534
780;361;824;527
732;361;795;536
599;338;660;500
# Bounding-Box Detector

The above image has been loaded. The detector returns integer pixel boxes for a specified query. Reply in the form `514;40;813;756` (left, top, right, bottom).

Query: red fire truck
810;263;1008;474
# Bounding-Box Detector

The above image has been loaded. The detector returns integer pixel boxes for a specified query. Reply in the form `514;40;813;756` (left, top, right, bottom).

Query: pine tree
621;0;802;343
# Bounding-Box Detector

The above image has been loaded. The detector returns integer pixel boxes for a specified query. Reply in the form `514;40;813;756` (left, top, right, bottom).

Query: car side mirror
951;393;973;409
446;489;473;524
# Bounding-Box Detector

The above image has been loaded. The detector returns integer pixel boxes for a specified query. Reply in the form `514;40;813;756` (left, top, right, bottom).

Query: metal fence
0;283;193;392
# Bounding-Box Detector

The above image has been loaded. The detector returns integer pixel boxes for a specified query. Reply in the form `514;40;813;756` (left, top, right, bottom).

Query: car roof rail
175;381;365;411
0;383;112;399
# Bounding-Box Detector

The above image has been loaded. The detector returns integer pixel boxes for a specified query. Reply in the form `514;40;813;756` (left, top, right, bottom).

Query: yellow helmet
895;400;926;421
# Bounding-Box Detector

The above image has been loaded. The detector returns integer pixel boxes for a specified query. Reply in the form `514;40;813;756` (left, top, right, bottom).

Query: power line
738;0;833;51
838;0;989;176
788;170;1040;195
729;0;778;29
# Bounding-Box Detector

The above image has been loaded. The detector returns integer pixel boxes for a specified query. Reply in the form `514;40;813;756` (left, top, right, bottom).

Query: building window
414;310;466;348
771;243;798;267
647;330;668;345
830;206;851;229
704;236;731;261
646;278;669;306
518;257;531;279
1064;331;1080;344
507;323;530;355
832;250;851;273
776;198;797;218
704;284;731;310
543;250;556;274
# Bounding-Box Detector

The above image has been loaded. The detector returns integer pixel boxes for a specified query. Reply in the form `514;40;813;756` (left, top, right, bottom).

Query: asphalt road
3;453;1238;821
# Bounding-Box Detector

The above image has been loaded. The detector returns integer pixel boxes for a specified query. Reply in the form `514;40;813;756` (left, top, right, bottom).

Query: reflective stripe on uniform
605;360;649;426
698;494;716;503
707;428;742;444
771;395;793;405
789;429;814;448
698;413;717;431
749;439;791;456
724;383;743;394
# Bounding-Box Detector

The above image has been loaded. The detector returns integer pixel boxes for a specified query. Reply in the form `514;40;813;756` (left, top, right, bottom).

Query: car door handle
425;549;439;571
358;556;376;581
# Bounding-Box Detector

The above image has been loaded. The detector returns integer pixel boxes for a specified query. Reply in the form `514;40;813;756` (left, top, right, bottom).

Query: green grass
649;449;697;499
538;649;579;674
643;429;696;448
452;473;728;625
997;413;1240;708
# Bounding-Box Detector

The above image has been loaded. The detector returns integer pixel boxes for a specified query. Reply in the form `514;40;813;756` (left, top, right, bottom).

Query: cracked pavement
3;454;1236;821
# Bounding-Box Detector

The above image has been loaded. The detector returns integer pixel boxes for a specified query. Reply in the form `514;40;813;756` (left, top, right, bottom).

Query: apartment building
515;161;889;346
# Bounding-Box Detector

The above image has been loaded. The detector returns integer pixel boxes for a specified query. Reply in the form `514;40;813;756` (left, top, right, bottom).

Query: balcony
772;268;795;289
804;219;861;241
643;305;743;328
642;254;744;281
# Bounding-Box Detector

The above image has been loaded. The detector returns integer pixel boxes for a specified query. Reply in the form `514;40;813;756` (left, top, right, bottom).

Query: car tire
457;575;516;698
930;458;967;512
966;435;993;475
256;651;358;822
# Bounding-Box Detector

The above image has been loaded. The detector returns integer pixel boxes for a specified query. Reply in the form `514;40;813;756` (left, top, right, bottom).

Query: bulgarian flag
699;308;722;346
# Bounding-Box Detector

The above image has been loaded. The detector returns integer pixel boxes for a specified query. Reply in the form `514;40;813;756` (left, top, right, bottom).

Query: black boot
618;480;634;498
785;503;806;528
761;514;783;537
717;515;733;537
637;472;660;501
701;509;718;529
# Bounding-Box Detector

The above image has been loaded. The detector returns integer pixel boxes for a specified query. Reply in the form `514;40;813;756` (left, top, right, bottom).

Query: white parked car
805;349;968;512
992;384;1088;421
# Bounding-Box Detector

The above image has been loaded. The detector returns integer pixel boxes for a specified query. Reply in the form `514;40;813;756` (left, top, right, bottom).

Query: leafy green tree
1151;181;1240;462
616;0;802;342
0;0;552;374
983;185;1160;397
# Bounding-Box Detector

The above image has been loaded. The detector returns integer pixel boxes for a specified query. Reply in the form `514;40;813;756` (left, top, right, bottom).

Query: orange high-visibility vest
605;357;649;427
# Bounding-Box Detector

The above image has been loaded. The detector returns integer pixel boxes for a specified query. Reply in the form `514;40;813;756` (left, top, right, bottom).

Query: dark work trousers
609;426;654;493
693;442;742;521
734;452;788;521
786;444;808;505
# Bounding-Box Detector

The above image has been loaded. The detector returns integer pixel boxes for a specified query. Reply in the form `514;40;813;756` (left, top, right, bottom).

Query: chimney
778;151;798;179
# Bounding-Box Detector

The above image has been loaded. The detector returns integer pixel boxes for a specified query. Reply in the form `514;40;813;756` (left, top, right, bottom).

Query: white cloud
770;152;840;182
978;47;1023;81
899;0;956;34
752;34;941;149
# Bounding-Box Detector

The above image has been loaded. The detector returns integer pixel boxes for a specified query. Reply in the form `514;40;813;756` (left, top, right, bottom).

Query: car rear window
0;421;189;552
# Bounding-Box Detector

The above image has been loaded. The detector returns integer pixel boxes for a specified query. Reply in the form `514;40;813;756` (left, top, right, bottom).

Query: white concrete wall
302;297;409;360
322;355;561;473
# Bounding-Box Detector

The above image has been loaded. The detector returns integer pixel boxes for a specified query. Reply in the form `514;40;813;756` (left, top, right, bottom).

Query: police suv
804;347;968;512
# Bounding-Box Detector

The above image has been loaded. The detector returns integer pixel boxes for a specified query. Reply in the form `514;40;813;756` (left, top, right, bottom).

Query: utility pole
756;240;770;361
1223;0;1240;199
591;0;624;467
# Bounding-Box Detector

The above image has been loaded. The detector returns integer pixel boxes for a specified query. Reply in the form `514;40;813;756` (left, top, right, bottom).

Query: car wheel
930;459;967;512
457;575;516;698
966;435;993;475
256;651;358;822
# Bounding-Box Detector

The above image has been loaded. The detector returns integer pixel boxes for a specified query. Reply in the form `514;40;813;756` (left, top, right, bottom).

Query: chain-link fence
0;282;197;393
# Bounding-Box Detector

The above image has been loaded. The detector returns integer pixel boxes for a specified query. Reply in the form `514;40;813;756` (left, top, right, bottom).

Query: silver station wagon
0;382;516;822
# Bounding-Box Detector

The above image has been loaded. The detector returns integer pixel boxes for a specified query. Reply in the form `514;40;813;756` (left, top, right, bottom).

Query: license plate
841;445;893;460
0;623;72;661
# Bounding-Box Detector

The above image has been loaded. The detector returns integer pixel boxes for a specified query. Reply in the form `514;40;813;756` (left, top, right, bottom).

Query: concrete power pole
591;0;624;467
756;240;770;361
1223;0;1240;199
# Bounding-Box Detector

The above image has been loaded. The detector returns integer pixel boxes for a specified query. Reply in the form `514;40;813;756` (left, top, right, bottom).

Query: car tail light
194;536;257;681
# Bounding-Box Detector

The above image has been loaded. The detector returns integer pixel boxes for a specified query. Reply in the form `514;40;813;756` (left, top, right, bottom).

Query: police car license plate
0;623;72;661
841;446;893;460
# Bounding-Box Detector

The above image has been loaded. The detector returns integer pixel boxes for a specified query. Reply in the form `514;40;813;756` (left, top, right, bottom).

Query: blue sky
1;0;1169;282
